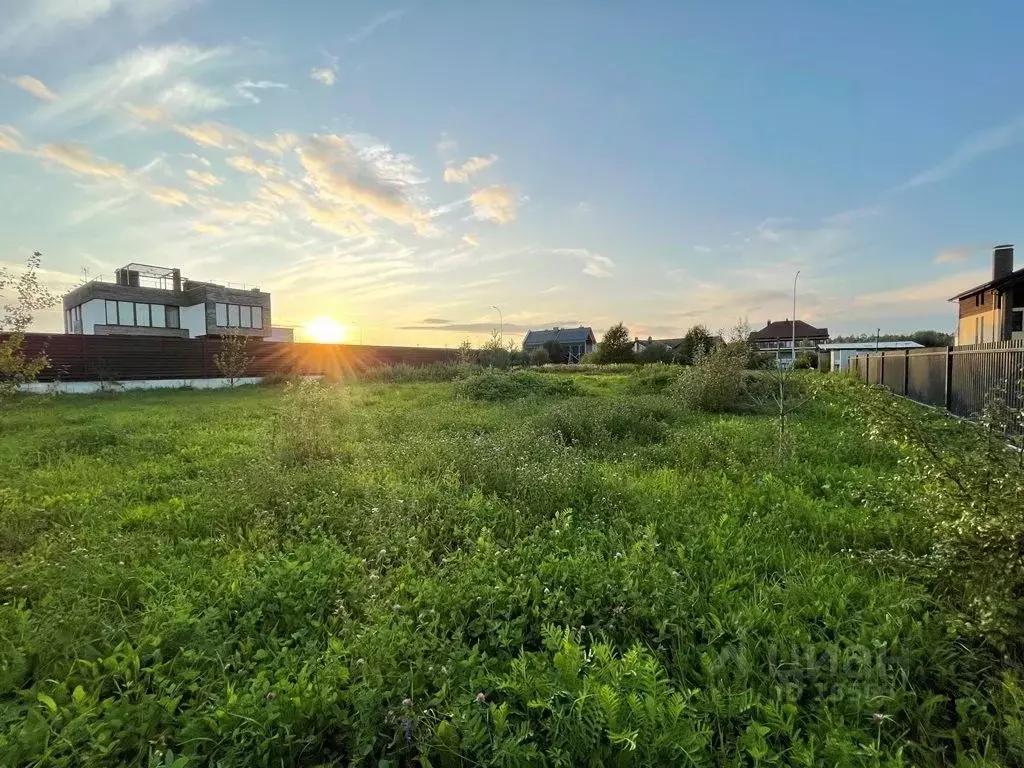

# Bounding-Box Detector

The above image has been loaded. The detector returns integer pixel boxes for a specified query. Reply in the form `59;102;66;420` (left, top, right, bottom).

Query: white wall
82;298;107;334
180;303;207;339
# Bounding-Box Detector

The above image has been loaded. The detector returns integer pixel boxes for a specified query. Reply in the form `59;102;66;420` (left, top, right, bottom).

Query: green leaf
37;693;57;713
72;685;87;705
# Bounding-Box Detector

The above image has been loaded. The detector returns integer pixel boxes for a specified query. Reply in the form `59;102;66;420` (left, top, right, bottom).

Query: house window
117;301;134;325
151;304;166;328
976;292;984;307
1013;309;1023;334
227;304;239;327
215;303;228;326
252;307;263;329
239;305;252;328
996;293;1003;309
134;303;150;327
106;300;118;325
166;306;180;329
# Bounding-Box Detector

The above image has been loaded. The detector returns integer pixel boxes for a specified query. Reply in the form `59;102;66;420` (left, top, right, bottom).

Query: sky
2;0;1023;345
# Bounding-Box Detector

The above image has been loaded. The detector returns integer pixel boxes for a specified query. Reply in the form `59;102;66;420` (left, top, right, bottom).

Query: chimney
994;244;1014;280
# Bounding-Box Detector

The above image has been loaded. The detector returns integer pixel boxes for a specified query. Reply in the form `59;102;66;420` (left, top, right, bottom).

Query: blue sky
2;0;1023;344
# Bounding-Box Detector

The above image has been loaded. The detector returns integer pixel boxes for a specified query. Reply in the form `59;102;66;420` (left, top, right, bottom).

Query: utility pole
791;271;800;368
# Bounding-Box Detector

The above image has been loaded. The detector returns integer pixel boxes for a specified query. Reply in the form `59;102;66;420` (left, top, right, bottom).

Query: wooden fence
849;341;1024;418
8;334;457;382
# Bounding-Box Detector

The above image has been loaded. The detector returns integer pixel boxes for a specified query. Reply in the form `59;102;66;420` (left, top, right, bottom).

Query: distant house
948;245;1024;345
632;336;684;356
819;341;923;373
750;320;829;368
522;326;596;363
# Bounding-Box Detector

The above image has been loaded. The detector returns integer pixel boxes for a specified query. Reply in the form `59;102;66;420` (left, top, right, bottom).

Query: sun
305;317;348;344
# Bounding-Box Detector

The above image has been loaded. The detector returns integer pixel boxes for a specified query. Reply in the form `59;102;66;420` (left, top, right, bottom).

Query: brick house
750;319;830;367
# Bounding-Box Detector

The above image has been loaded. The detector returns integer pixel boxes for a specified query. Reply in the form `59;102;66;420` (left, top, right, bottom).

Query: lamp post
791;270;800;368
492;305;503;342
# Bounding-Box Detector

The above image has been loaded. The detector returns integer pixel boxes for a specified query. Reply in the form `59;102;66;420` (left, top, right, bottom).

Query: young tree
1;251;56;397
597;322;634;364
678;324;715;365
542;339;566;364
529;347;550;366
213;333;255;387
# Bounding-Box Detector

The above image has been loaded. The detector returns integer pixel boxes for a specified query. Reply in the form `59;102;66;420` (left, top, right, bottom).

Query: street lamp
492;305;503;342
791;270;800;368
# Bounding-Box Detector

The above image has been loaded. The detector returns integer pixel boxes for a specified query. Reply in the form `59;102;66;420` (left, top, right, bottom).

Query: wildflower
266;692;276;701
873;712;887;725
356;658;365;665
402;697;413;708
476;692;487;704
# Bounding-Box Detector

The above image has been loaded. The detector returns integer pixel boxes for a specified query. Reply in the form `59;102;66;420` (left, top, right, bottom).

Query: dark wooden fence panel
906;349;947;408
10;334;457;382
850;342;1024;424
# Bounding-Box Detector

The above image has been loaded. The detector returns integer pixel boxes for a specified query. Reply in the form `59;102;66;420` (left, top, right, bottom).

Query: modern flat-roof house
819;341;923;372
62;263;271;340
949;245;1024;345
522;326;596;363
750;319;829;368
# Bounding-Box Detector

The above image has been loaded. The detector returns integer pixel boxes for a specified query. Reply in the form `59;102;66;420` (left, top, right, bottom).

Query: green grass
0;377;1021;766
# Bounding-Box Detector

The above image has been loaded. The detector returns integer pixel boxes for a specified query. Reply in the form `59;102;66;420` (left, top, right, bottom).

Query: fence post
903;348;910;396
879;351;885;387
943;346;954;410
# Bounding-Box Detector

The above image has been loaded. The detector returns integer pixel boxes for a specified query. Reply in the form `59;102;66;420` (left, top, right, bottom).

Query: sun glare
305;317;348;344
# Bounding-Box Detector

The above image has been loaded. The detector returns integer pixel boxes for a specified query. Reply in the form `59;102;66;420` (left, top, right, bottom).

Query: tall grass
0;377;1021;765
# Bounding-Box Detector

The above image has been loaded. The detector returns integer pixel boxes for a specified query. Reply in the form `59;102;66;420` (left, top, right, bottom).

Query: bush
673;347;746;412
362;362;473;383
453;370;581;401
629;364;680;393
529;348;550;366
273;379;347;464
533;397;677;447
636;343;676;365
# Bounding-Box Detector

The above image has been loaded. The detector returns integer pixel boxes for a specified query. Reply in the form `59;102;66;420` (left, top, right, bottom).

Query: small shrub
673;347;746;412
529;348;550;366
273;379;346;464
213;333;254;386
454;371;581;402
629;364;680;393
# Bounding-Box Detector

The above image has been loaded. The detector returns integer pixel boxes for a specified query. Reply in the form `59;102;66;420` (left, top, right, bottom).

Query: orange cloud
444;154;497;184
37;142;126;179
470;185;517;223
5;74;58;101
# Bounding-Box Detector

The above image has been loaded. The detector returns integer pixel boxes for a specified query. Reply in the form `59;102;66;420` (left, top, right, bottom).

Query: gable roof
637;337;685;349
751;320;829;340
948;267;1024;301
523;327;596;346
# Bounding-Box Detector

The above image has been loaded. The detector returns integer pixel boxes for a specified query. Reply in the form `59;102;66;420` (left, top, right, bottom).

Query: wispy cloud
550;247;615;278
461;233;479;247
470;185;517;223
444;154;497;184
37;142;127;180
4;74;58;101
346;8;407;44
0;125;24;153
234;79;287;104
34;44;231;128
147;186;190;207
0;0;199;53
310;68;337;86
893;116;1024;192
299;133;430;233
934;245;986;265
186;169;222;188
226;155;280;179
854;270;989;310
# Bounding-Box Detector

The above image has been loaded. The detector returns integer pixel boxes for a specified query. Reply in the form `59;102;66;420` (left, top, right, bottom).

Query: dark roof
523;327;595;346
639;337;685;348
948;267;1024;301
751;320;829;340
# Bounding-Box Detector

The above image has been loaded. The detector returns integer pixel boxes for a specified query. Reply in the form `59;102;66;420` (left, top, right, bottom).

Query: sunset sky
2;1;1024;345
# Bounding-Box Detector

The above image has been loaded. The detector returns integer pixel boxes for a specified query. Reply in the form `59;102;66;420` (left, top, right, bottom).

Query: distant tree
481;330;512;368
636;342;676;364
213;333;254;387
678;324;716;365
910;330;954;348
529;347;550;366
1;251;56;397
831;330;953;347
597;322;634;364
456;338;475;365
542;339;566;364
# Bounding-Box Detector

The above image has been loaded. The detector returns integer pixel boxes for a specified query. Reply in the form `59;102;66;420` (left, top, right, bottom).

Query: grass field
0;374;1021;766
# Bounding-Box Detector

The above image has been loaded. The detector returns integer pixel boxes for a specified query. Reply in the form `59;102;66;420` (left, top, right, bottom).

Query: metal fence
849;341;1024;418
